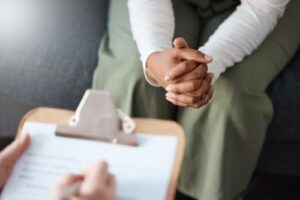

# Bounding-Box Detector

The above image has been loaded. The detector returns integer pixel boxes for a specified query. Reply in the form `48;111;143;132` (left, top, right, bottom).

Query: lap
94;0;300;116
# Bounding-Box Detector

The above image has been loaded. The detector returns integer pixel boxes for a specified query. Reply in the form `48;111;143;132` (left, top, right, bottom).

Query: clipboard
16;90;186;200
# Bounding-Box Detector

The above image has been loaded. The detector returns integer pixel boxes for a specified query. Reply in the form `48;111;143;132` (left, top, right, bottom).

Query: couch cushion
266;48;300;142
0;0;108;137
257;48;300;175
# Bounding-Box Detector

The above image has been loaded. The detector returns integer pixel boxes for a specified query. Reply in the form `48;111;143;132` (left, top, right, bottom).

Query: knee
212;77;254;116
212;76;273;120
213;77;242;108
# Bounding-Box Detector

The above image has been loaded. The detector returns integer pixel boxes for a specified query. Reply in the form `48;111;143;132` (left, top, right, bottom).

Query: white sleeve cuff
199;47;226;84
207;60;224;84
141;48;167;87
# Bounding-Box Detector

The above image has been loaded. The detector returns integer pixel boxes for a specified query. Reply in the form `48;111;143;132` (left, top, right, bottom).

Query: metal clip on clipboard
56;90;138;146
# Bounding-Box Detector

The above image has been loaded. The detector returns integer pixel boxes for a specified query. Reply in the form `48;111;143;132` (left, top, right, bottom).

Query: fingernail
166;85;174;92
165;75;171;81
205;55;213;61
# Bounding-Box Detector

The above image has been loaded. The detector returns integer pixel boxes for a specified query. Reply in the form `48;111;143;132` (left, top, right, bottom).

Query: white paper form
0;122;178;200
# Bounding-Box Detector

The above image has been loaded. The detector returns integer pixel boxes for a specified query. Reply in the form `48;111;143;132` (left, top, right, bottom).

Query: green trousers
93;1;300;199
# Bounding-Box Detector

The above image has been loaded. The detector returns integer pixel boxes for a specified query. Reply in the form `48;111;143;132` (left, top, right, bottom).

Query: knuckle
170;79;180;84
166;79;174;85
203;78;210;87
191;51;200;58
192;80;201;91
171;95;178;102
191;82;197;91
171;85;178;93
173;48;180;56
186;97;194;104
201;64;208;72
205;74;212;82
196;68;204;78
188;91;196;97
186;60;194;66
167;79;179;85
197;90;204;97
176;86;183;93
191;97;198;104
181;62;189;70
201;66;208;75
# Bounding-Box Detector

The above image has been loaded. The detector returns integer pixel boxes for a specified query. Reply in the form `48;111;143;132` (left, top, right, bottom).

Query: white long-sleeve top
128;0;290;86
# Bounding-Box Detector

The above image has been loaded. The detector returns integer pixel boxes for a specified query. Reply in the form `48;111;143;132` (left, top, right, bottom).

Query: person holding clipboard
0;134;116;200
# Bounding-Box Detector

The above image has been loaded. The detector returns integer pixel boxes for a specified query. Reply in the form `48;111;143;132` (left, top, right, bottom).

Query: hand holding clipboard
0;90;185;200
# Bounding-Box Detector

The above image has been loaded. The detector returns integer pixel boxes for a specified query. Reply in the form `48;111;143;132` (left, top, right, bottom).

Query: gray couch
0;0;299;197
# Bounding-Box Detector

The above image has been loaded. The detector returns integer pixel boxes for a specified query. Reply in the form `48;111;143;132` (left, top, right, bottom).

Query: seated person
0;135;116;200
93;0;299;199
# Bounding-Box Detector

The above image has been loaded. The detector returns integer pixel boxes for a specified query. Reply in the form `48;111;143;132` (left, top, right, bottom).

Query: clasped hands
147;37;214;108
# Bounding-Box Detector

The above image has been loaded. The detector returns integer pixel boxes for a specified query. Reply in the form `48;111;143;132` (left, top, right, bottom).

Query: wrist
145;51;162;86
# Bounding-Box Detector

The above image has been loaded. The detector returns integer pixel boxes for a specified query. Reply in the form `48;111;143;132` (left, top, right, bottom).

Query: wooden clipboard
17;107;185;200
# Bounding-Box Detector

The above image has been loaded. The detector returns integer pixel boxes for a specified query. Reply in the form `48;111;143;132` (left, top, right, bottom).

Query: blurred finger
0;133;30;165
176;48;212;63
80;162;110;196
88;162;109;183
166;92;202;106
52;174;83;198
192;85;214;109
168;64;208;83
166;79;202;94
108;174;116;190
173;37;189;49
186;73;213;97
165;60;198;81
166;96;189;107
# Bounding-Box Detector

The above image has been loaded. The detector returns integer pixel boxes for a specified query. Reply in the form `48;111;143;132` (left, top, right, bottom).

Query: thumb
80;162;109;195
52;174;83;199
173;37;189;49
0;133;30;165
82;162;109;186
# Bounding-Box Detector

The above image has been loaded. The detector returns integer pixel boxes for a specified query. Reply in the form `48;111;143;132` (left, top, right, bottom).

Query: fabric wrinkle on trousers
93;0;300;199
